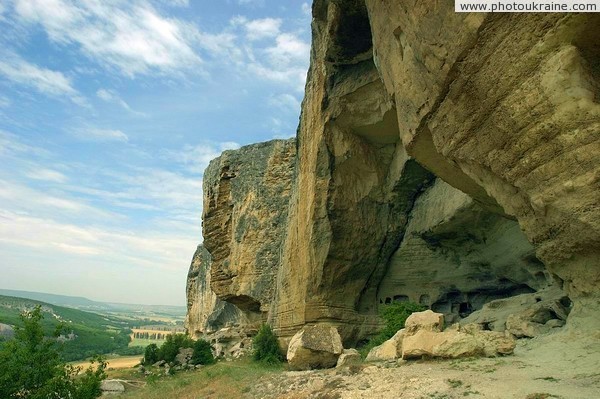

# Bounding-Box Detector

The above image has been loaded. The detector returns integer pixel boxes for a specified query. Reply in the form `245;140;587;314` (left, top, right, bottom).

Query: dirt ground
248;330;600;399
72;355;141;371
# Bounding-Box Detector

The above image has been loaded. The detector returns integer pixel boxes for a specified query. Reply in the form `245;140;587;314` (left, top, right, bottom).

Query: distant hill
0;289;186;317
0;294;137;360
0;289;101;308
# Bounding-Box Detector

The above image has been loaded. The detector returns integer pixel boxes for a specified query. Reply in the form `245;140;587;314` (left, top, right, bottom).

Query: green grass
110;357;283;399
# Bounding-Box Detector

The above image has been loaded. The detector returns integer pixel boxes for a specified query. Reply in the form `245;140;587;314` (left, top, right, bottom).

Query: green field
129;337;166;348
0;295;143;361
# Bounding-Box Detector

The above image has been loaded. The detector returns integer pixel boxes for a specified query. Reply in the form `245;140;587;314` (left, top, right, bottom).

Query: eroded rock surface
287;325;344;370
186;245;245;337
187;1;599;349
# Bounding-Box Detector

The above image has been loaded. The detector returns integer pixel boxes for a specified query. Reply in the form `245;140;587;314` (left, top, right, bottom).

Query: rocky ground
249;330;600;399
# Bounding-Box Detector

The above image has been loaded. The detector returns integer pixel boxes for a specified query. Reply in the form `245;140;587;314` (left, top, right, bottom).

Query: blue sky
0;0;311;306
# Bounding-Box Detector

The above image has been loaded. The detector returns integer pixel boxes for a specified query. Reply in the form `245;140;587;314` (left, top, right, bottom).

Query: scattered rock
287;325;344;370
176;347;194;365
366;329;405;362
100;379;125;394
336;348;362;368
400;311;516;359
152;360;165;367
462;286;571;337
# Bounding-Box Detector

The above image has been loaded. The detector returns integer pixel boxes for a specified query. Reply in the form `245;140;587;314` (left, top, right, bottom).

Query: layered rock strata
185;245;246;337
187;0;599;346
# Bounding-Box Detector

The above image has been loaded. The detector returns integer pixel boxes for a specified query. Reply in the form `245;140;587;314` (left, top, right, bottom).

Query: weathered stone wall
365;1;600;327
185;245;246;337
202;139;296;315
187;1;599;344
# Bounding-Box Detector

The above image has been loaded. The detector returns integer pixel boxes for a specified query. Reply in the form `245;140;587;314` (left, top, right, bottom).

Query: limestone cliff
185;245;245;337
187;1;599;344
186;139;297;335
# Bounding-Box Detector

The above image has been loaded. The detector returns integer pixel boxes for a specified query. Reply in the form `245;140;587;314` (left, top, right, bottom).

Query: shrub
359;301;426;357
0;306;106;399
378;301;426;341
157;333;194;363
252;324;282;365
143;343;159;365
190;339;215;365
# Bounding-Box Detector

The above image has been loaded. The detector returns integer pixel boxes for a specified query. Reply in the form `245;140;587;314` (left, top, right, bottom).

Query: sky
0;0;312;306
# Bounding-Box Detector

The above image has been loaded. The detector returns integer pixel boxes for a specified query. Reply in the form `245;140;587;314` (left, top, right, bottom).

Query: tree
0;306;106;399
157;333;194;363
143;343;159;365
190;339;215;365
252;324;282;364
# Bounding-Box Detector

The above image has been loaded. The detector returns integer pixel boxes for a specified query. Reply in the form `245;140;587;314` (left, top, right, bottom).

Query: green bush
190;339;215;365
360;301;426;357
0;306;107;399
157;333;194;363
143;343;159;365
378;301;426;341
252;324;282;365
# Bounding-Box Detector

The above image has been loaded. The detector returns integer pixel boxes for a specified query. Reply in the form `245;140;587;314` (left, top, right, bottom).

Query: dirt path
249;331;600;399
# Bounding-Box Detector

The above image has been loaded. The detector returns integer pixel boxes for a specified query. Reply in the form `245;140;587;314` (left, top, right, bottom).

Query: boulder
287;325;343;370
462;287;571;336
100;379;125;393
366;329;405;361
405;310;444;334
152;360;165;367
175;347;194;365
336;348;362;368
402;326;516;359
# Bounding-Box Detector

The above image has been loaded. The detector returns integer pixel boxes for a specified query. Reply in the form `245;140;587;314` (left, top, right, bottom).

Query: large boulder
287;325;343;370
461;286;571;337
405;310;445;333
365;329;405;361
401;311;516;359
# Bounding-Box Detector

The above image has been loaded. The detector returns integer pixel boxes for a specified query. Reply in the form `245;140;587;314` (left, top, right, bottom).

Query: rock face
203;139;296;315
185;245;245;336
287;325;344;370
187;0;599;348
186;140;296;336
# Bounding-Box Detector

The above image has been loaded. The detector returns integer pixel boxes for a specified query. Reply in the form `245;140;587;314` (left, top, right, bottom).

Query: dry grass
109;357;283;399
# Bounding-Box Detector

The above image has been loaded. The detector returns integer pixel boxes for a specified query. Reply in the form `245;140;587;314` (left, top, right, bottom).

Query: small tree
157;333;194;363
190;339;215;365
252;324;282;365
0;306;106;399
143;343;159;365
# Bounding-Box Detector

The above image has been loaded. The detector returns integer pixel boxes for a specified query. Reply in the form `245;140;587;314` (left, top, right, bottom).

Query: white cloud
70;127;129;142
0;179;119;221
269;93;301;112
0;209;196;268
0;53;86;105
302;2;311;16
96;88;145;116
243;17;282;41
266;33;311;65
14;0;202;76
0;130;49;157
238;0;265;6
166;141;241;174
0;96;11;108
25;168;68;183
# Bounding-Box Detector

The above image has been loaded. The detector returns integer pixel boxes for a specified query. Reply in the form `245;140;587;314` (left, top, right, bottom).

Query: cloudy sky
0;0;311;306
